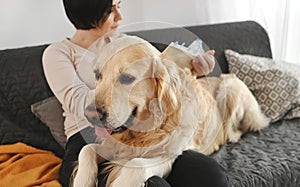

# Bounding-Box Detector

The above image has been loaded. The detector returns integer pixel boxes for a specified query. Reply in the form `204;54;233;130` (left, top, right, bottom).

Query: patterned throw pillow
225;49;300;122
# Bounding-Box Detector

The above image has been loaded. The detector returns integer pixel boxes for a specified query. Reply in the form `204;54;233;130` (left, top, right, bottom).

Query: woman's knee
166;150;231;187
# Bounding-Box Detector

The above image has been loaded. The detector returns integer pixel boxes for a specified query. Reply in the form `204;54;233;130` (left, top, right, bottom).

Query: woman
43;0;230;186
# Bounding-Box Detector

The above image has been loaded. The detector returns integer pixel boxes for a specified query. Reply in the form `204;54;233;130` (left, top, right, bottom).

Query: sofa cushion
211;118;300;187
31;96;66;148
225;49;300;122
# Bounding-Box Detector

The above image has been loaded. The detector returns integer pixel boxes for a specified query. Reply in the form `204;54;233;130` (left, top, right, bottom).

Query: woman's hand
190;50;216;76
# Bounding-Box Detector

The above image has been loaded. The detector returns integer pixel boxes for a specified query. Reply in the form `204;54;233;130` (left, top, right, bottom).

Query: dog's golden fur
72;39;269;187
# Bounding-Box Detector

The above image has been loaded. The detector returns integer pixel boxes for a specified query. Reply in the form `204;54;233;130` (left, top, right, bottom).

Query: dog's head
85;36;198;157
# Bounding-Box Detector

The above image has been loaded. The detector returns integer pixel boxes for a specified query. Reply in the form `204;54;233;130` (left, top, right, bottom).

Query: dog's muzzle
84;105;137;136
84;105;107;126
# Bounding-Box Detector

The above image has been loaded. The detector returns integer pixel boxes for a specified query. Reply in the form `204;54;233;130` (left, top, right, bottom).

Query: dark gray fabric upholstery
211;118;300;187
0;45;64;157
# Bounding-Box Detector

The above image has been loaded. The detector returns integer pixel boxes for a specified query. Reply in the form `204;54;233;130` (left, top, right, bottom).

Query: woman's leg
60;133;229;187
166;150;231;187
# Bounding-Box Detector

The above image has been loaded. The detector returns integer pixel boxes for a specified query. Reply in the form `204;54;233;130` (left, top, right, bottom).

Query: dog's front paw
72;144;99;187
110;167;147;187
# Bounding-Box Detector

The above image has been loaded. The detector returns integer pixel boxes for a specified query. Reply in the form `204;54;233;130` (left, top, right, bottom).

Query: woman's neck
70;29;104;49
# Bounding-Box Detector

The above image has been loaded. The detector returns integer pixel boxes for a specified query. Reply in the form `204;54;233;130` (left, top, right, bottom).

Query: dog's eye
94;71;102;80
119;74;135;84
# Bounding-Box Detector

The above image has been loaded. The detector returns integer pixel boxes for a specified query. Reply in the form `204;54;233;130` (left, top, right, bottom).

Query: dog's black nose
96;107;107;121
84;105;107;126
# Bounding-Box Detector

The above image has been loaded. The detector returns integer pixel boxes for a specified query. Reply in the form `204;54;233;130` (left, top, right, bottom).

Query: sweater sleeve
42;43;95;127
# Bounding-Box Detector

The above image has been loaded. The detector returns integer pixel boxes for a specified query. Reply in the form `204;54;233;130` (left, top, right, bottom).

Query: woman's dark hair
63;0;113;30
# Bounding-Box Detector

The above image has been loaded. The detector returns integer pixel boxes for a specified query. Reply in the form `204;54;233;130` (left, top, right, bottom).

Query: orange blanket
0;142;62;187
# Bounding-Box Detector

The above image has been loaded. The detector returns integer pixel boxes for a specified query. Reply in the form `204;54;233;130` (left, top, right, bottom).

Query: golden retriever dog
71;36;269;187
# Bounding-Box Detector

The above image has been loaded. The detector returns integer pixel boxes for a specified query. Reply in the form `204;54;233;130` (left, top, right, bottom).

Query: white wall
0;0;74;49
0;0;241;50
119;0;210;31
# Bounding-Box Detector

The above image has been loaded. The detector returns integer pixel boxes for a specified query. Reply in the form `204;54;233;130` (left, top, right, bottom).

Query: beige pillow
31;96;66;148
225;49;300;122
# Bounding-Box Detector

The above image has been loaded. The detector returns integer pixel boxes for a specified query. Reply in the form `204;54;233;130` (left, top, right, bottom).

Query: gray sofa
0;21;299;186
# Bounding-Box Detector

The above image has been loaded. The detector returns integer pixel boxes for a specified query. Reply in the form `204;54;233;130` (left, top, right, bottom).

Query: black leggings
59;127;231;187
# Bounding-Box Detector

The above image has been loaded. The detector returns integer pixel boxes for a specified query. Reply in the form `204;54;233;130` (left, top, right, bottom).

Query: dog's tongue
95;126;112;138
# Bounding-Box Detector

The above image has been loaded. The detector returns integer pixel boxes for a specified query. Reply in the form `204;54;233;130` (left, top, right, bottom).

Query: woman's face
98;0;123;34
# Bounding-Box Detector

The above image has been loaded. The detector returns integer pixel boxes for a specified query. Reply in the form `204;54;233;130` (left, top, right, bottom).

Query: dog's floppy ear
153;59;181;114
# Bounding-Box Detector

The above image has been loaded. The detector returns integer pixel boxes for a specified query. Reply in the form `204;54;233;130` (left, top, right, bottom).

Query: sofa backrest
0;45;64;156
128;21;272;76
0;45;53;122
